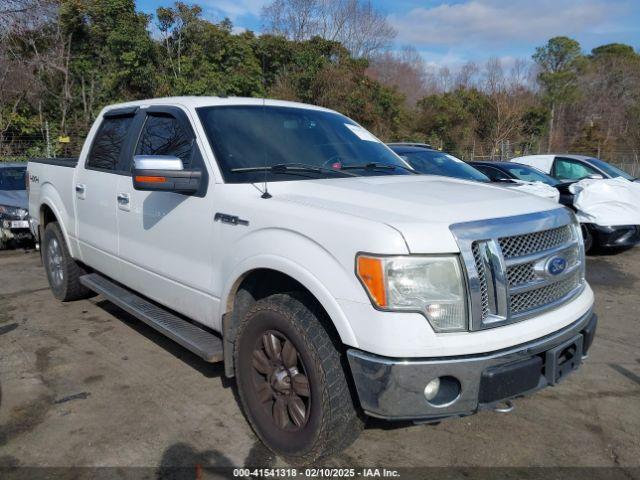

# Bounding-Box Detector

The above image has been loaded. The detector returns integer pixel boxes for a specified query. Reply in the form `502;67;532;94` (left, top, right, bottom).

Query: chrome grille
471;242;490;319
510;271;581;314
453;209;585;330
506;246;580;289
506;263;536;287
499;225;573;259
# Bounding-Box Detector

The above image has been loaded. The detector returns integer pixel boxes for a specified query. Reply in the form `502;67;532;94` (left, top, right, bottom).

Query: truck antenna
260;55;271;199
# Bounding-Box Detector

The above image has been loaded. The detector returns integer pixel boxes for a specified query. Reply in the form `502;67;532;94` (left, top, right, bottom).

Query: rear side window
86;116;133;171
475;165;509;181
553;157;599;181
135;114;194;168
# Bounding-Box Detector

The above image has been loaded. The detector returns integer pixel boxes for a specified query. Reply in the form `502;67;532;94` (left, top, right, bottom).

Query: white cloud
419;50;467;69
390;0;629;48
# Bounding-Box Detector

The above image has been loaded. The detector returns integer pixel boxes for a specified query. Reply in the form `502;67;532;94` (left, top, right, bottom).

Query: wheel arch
38;200;73;252
38;183;77;257
221;262;359;378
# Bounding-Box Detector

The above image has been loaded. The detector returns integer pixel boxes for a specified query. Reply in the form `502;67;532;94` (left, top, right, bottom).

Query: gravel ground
0;248;639;475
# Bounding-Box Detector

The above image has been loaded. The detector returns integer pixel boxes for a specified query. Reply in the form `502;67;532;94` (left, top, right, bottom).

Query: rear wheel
234;293;362;464
42;222;94;301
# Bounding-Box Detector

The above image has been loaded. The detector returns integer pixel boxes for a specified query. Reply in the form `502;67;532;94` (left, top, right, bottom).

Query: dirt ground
0;247;639;473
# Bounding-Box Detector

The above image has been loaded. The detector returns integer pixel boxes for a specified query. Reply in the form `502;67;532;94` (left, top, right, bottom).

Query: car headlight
356;254;468;332
0;205;28;220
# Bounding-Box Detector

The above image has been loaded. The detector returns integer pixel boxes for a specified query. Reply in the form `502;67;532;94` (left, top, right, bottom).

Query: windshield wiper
230;163;359;177
340;162;418;174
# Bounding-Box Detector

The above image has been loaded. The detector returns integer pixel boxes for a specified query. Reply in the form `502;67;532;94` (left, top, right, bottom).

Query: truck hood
270;175;560;253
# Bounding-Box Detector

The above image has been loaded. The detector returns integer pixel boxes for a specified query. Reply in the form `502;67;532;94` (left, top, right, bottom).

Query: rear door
115;106;217;326
75;108;137;277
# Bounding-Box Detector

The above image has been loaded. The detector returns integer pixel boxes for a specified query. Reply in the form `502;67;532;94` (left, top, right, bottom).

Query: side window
477;166;508;181
553;157;599;181
87;116;133;170
135;114;195;168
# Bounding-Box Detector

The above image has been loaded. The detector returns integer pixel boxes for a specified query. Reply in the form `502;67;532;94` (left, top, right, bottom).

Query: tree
533;36;584;152
366;46;427;106
261;0;396;58
481;58;531;158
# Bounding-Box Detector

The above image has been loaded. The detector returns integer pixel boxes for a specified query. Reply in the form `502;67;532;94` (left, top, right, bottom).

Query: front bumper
588;224;640;248
0;218;33;244
347;309;597;421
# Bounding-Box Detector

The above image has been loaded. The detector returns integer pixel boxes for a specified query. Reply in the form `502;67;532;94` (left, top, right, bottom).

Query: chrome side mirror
586;174;604;180
134;155;184;171
132;155;201;195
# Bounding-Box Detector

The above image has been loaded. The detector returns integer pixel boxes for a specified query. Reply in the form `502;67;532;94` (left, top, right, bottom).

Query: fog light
423;377;441;401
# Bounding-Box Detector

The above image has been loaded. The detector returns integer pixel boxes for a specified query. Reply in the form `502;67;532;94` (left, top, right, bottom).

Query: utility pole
45;121;52;158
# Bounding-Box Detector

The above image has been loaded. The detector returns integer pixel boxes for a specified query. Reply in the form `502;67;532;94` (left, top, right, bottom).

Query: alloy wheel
251;330;311;431
47;237;64;287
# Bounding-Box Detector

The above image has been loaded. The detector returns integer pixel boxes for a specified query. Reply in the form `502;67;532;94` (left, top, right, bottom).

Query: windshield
0;167;27;191
587;158;635;181
499;163;560;186
197;105;411;183
397;150;490;182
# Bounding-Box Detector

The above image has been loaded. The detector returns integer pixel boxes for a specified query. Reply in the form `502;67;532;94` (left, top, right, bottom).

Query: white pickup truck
28;97;597;463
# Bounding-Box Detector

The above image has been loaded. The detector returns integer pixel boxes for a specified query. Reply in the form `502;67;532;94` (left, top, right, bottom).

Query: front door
116;106;217;326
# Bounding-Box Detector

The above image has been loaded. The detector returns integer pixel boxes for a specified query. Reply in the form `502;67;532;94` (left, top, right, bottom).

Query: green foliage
2;5;639;166
591;43;636;58
533;36;585;105
415;88;488;152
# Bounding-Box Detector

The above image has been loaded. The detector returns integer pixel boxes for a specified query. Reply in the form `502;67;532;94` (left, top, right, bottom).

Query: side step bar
80;273;223;362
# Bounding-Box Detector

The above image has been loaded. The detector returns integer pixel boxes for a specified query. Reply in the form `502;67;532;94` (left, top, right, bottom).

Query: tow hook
493;400;514;413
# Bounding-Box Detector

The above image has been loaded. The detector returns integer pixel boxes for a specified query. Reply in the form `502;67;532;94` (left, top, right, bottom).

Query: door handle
117;193;130;212
75;183;86;199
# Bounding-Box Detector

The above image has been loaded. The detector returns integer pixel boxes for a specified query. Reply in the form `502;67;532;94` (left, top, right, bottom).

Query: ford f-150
28;97;597;463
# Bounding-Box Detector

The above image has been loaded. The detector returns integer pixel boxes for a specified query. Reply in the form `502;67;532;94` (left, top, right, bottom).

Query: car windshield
0;167;27;190
498;163;560;186
197;105;411;183
586;158;635;181
397;150;490;182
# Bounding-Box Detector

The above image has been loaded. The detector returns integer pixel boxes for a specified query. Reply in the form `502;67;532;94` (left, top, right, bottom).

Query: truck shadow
90;300;429;438
92;299;229;383
156;441;275;478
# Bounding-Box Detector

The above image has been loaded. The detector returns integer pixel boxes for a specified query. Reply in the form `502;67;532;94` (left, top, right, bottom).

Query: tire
234;292;363;464
42;222;94;301
581;224;594;253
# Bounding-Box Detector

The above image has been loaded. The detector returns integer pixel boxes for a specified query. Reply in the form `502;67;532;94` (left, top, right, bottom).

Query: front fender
219;228;371;348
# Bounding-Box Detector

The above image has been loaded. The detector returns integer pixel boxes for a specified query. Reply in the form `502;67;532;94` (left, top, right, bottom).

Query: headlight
0;205;28;220
356;254;468;332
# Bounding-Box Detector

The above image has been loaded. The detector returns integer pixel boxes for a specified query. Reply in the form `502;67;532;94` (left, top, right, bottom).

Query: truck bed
27;157;79;244
29;157;79;168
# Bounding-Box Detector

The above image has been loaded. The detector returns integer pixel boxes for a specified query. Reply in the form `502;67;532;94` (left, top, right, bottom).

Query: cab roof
101;96;336;115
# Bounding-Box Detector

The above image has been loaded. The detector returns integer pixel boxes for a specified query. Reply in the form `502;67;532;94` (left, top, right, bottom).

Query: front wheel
234;293;362;464
581;224;594;253
42;222;94;301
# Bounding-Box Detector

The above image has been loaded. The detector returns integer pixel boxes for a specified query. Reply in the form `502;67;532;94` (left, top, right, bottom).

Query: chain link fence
2;138;639;177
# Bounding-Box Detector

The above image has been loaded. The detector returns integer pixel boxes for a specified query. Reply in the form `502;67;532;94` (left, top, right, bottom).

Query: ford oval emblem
547;256;567;276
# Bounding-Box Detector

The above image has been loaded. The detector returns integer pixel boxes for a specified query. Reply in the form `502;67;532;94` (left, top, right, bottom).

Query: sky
136;0;640;69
